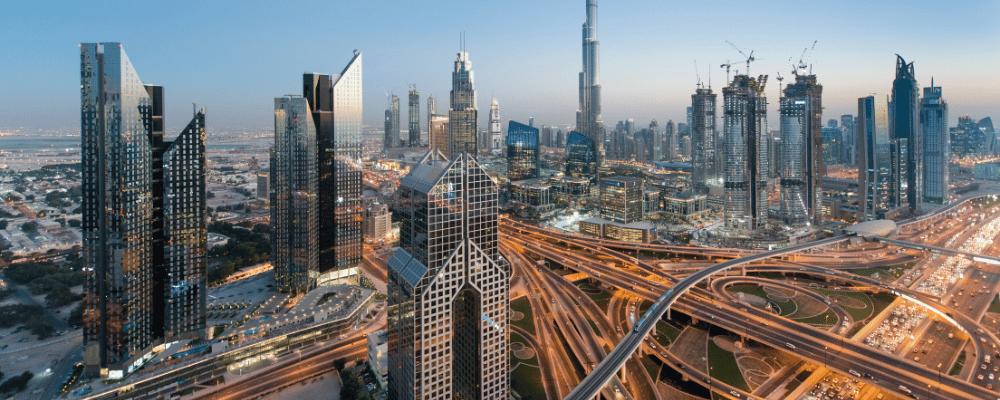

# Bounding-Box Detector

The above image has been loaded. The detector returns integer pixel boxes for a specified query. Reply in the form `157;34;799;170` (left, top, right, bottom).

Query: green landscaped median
510;363;546;400
510;331;539;366
708;340;751;393
812;289;874;322
654;321;682;349
510;296;536;336
726;283;797;316
793;308;838;326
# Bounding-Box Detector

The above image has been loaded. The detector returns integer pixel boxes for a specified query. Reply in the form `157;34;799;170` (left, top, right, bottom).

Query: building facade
363;203;392;244
385;94;400;150
303;52;364;286
388;151;508;400
429;114;450;157
426;96;436;137
891;55;921;214
489;98;502;155
449;51;478;158
857;95;893;222
81;43;206;374
507;121;540;181
600;176;643;224
566;131;597;179
723;75;769;232
577;0;604;166
691;88;717;194
778;74;823;228
271;96;318;294
920;81;949;205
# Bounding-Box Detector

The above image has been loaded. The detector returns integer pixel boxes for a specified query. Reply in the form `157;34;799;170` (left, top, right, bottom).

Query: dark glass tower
385;94;400;150
723;75;769;232
691;88;717;194
778;74;823;227
507;121;540;181
857;95;892;222
449;51;478;158
565;130;597;179
303;52;364;286
388;151;508;400
409;88;420;147
891;55;921;214
81;43;206;374
271;96;318;294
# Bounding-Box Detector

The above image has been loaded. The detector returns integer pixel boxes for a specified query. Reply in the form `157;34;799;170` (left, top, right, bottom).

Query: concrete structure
385;94;400;150
974;162;1000;181
408;88;420;147
489;98;502;155
566;131;597;179
510;179;554;215
428;114;449;157
387;150;508;400
368;330;388;390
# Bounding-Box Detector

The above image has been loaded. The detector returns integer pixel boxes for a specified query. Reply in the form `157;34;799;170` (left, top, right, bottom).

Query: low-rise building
363;203;392;243
367;330;388;390
510;179;554;215
578;217;656;243
661;192;709;221
975;162;1000;181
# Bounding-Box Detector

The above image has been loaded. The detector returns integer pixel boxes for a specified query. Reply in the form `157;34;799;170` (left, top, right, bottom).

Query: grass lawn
847;263;913;280
654;321;682;349
586;289;613;313
793;308;838;326
510;331;539;366
869;292;897;318
510;363;546;400
707;340;751;393
510;296;536;336
950;351;966;376
812;289;874;322
726;283;797;316
988;296;1000;314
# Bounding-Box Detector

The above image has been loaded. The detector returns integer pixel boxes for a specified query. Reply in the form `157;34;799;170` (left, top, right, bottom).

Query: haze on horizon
1;0;997;133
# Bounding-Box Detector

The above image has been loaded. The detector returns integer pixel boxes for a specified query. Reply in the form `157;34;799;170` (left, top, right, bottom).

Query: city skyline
3;1;999;133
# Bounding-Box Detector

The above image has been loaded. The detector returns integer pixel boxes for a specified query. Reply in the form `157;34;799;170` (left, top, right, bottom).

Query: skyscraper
648;119;659;161
507;121;540;181
841;114;857;166
271;96;318;294
577;0;604;166
691;88;717;194
385;94;400;150
778;74;823;227
566;131;597;179
303;52;363;286
426;95;436;137
858;94;893;222
663;119;676;161
891;55;921;214
489;98;502;155
388;151;508;400
429;114;450;157
409;87;420;147
921;80;949;205
723;75;769;232
81;43;206;374
449;50;477;157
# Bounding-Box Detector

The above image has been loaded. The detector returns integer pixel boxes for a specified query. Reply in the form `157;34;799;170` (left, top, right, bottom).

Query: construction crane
726;40;756;75
694;60;702;88
776;56;793;90
720;59;756;82
796;40;818;75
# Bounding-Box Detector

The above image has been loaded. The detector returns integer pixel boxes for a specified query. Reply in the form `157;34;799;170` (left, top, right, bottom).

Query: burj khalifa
577;0;604;167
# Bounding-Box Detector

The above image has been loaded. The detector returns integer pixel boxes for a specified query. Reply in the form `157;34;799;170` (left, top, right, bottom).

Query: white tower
489;98;502;155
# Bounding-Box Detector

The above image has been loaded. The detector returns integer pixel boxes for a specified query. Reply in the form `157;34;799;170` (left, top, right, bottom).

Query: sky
1;0;998;134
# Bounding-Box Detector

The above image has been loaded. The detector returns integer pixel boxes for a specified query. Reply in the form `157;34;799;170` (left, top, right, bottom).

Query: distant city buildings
691;88;717;194
841;114;857;166
81;43;207;375
952;116;994;158
388;151;508;400
663;119;677;161
507;121;540;181
921;80;949;205
271;96;318;294
723;75;769;232
449;50;478;158
778;74;823;228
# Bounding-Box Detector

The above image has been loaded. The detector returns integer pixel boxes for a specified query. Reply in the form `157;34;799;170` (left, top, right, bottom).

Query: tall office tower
507;121;540;181
449;51;478;157
387;151;508;400
429;114;450;157
921;80;949;205
857;95;893;222
385;94;400;150
556;129;565;148
303;52;363;286
409;88;420;147
691;88;717;194
821;127;842;164
982;117;997;154
271;96;318;294
489;98;502;155
841;114;857;166
426;96;436;138
81;43;207;374
649;119;659;161
566;131;597;178
600;176;643;223
577;0;604;166
891;55;921;214
529;116;534;127
722;75;769;232
663;119;676;161
778;74;823;228
541;126;554;148
678;123;691;158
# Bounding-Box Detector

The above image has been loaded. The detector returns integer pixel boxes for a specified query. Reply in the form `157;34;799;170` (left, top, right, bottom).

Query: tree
0;219;7;229
21;222;37;233
0;371;33;394
333;358;347;372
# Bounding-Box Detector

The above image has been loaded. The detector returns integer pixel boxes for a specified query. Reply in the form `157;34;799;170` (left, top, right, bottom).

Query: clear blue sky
1;0;997;133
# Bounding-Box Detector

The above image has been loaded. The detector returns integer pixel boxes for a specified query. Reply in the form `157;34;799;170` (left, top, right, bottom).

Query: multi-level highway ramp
562;233;1000;400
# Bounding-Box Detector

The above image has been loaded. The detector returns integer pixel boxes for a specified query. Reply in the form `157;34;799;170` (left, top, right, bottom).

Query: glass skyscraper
385;94;400;150
449;51;478;158
507;121;540;181
409;88;420;147
566;131;597;179
271;96;318;294
691;88;717;194
81;43;206;374
723;75;769;232
921;80;949;205
891;55;921;214
578;0;604;166
303;52;364;286
858;94;893;222
388;151;508;400
779;74;823;228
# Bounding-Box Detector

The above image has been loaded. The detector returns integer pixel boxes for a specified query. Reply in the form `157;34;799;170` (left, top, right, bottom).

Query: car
979;374;985;380
729;390;741;398
785;343;796;349
992;373;996;380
